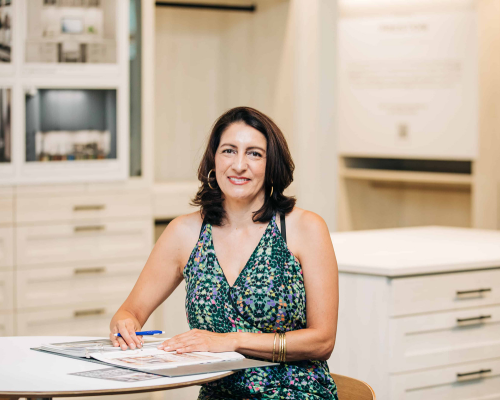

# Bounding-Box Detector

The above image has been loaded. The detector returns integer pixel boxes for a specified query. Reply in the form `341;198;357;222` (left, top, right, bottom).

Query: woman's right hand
110;317;143;350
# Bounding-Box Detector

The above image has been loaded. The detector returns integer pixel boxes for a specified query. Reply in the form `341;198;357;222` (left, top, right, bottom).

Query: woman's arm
159;210;339;362
109;213;201;350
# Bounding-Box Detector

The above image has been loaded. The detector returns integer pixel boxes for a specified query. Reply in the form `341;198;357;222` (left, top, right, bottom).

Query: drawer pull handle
457;315;491;323
74;225;105;232
73;205;106;211
74;267;106;275
457;288;491;295
74;308;106;318
457;369;491;378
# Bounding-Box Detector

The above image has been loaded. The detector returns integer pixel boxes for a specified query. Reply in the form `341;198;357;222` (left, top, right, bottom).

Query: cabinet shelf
340;167;473;187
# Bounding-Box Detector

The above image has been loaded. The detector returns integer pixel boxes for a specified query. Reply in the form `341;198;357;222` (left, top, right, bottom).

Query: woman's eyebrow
219;143;266;153
247;146;266;153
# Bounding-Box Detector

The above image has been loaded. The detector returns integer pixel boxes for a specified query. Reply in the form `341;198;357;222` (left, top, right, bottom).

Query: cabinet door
390;304;500;372
16;259;143;309
0;227;13;269
16;301;122;337
0;271;13;311
16;192;152;224
0;312;14;336
390;358;500;400
391;269;500;316
16;219;152;267
0;187;14;225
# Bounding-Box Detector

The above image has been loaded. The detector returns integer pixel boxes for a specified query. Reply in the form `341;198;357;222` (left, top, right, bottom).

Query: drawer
0;187;14;225
16;301;122;337
391;269;500;316
16;260;143;309
0;270;14;311
390;358;500;400
16;192;152;224
16;219;153;267
0;226;14;269
390;304;500;372
0;312;14;336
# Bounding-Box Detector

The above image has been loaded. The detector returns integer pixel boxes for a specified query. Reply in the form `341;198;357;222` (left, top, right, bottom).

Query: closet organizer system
0;0;159;343
331;1;500;399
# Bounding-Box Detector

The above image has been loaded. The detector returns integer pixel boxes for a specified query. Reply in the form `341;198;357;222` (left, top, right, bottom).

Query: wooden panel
0;271;13;311
16;192;152;224
16;301;122;337
16;219;153;267
390;357;500;400
16;259;143;309
338;178;471;231
0;312;14;337
390;304;500;372
391;269;500;316
0;187;14;226
0;227;13;270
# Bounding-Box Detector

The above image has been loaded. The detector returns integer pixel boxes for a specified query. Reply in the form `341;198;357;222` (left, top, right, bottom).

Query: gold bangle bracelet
272;332;278;362
283;332;287;363
279;332;285;362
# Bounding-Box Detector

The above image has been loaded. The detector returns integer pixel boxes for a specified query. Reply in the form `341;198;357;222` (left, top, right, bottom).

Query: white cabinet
0;227;14;269
16;191;152;224
16;259;143;309
16;301;122;337
0;312;14;336
0;187;14;225
11;184;155;339
16;219;152;267
0;271;13;311
329;227;500;400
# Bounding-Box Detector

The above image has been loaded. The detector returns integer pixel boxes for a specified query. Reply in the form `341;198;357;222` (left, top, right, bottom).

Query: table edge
0;371;233;398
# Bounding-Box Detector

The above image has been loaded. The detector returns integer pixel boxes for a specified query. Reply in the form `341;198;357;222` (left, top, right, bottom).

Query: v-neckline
209;216;274;289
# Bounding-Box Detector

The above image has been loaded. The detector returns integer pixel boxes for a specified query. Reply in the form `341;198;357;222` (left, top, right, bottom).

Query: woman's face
214;122;267;203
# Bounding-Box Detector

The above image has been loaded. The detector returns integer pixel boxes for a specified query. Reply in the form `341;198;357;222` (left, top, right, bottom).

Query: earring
270;186;274;197
207;169;216;190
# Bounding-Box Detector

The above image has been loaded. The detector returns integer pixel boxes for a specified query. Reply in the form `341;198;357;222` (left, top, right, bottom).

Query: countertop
331;226;500;277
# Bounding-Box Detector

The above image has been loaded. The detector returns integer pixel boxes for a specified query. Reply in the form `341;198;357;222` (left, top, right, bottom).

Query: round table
0;336;232;400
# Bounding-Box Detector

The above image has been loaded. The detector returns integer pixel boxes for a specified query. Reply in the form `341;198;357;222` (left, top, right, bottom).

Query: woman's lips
228;177;250;185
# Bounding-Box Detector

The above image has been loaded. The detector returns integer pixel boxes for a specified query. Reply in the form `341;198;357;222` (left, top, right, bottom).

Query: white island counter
328;226;500;400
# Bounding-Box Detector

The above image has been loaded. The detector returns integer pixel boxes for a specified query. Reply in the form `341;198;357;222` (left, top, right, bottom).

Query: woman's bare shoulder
163;211;203;240
286;207;328;232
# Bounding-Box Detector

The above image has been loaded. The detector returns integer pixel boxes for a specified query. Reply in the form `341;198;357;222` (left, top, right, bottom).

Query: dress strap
280;212;287;243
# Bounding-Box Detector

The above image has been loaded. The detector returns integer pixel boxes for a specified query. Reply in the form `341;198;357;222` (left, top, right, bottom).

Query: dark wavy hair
192;106;296;226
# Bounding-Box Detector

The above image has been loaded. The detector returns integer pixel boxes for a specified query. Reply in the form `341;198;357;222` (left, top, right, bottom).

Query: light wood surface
0;336;232;398
331;373;376;400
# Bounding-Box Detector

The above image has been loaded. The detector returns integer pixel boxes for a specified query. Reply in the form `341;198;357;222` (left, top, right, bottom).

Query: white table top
0;336;231;398
331;226;500;277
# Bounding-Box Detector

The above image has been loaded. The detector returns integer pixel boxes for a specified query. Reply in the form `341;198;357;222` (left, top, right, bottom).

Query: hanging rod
155;2;256;12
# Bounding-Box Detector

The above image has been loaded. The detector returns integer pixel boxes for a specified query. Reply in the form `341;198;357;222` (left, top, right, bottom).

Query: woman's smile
228;176;251;185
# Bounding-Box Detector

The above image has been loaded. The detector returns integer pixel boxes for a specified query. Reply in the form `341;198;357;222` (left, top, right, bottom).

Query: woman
110;107;339;399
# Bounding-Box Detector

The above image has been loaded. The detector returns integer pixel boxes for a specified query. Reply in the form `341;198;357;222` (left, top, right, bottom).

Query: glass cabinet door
25;88;117;163
0;0;12;63
0;88;11;164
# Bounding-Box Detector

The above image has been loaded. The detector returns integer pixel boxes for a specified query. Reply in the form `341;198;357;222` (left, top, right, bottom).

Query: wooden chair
331;373;376;400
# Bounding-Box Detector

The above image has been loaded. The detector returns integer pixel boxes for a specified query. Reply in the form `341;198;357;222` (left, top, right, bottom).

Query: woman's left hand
157;329;237;353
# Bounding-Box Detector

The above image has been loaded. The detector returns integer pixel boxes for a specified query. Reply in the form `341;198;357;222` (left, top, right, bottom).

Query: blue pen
114;330;165;338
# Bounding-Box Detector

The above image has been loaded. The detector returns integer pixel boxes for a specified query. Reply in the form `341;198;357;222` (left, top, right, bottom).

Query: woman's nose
232;154;247;172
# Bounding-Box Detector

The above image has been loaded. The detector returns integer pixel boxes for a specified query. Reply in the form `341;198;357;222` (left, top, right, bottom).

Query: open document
33;338;278;377
90;348;245;370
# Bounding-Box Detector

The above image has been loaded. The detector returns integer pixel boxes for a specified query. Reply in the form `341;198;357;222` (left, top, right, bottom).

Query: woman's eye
248;151;262;157
222;149;235;154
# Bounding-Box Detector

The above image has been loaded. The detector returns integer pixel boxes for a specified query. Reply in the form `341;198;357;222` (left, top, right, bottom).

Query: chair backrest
330;373;376;400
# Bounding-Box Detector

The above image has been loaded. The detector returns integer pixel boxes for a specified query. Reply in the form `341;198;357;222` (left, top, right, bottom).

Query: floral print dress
183;214;338;399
